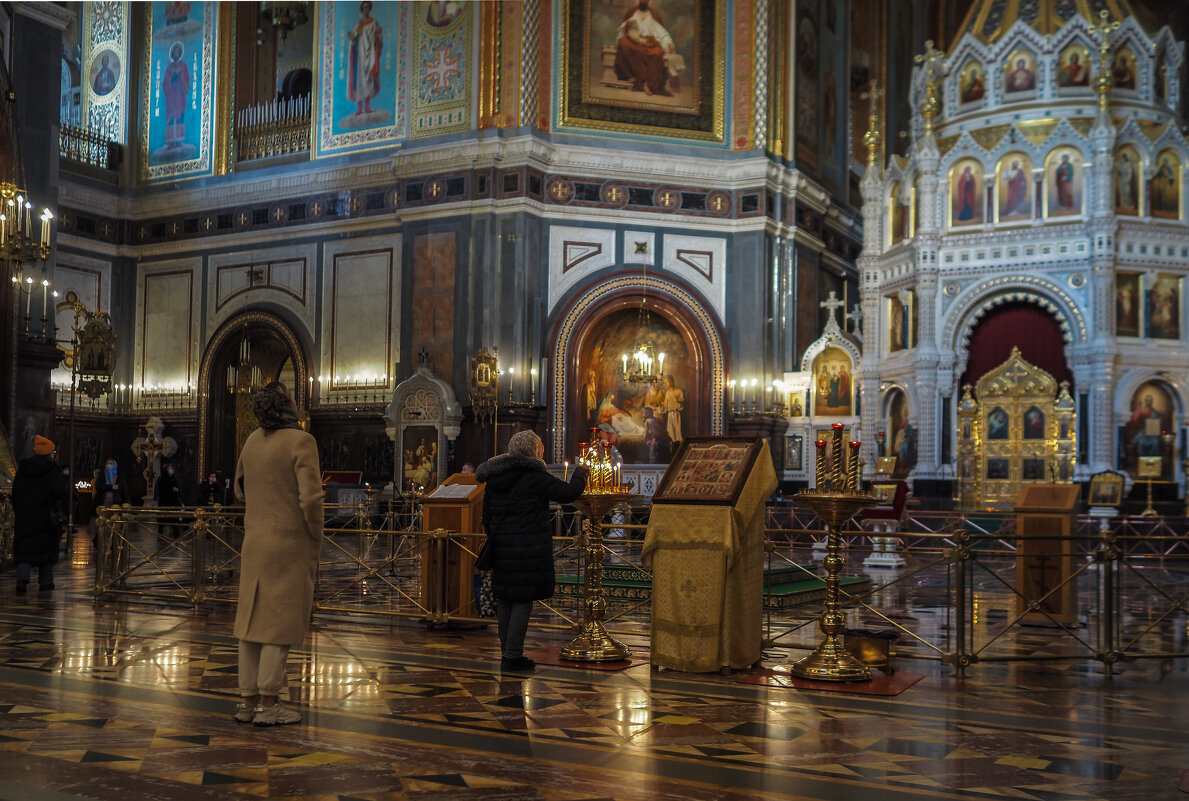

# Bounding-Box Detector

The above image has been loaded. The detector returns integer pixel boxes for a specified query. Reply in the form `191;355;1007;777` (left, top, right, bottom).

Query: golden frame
1137;456;1163;479
557;0;726;142
1087;471;1124;507
994;151;1033;224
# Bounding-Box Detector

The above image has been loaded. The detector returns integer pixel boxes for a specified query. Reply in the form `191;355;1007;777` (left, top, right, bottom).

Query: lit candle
564;461;570;482
728;379;736;407
848;440;861;491
24;202;30;238
1;213;6;246
622;353;628;374
830;423;845;490
41;279;48;319
658;352;665;376
815;439;827;485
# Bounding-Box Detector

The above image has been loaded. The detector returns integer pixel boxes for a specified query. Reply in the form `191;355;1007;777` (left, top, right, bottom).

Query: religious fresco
817;0;848;194
1114;145;1141;216
1116;272;1141;337
1003;48;1037;94
887;389;916;479
812;346;853;417
1044;146;1083;217
996;152;1032;222
82;2;131;144
959;59;985;103
1112;45;1137;90
574;307;692;465
559;0;724;143
1123;381;1175;478
410;0;472;138
1145;274;1180;340
1149;149;1181;220
138;1;216;181
793;0;819;169
949;158;984;227
315;0;406;157
401;424;439;493
1056;42;1090;88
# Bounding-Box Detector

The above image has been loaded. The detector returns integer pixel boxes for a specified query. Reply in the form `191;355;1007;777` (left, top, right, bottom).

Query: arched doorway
551;275;725;465
198;310;309;476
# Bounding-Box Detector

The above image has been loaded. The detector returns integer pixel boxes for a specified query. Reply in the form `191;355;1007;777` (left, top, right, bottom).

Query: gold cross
273;207;285;221
237;211;249;226
913;40;946;81
711;195;727;211
659;191;675;208
1089;9;1120;61
428;181;443;198
202;217;213;231
310;201;323;216
551;182;569;199
606;186;622;202
350;196;362;213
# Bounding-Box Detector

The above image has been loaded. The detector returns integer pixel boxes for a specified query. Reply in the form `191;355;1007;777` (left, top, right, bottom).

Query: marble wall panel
208;244;317;341
662;233;727;320
411;232;456;379
137;262;199;388
321;235;400;396
548;225;616;313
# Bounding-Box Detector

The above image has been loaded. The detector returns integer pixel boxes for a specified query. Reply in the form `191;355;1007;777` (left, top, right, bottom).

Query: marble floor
0;533;1186;801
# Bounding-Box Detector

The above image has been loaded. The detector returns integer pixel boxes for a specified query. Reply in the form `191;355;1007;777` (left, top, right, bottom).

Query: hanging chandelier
260;1;308;43
226;331;263;395
621;264;665;385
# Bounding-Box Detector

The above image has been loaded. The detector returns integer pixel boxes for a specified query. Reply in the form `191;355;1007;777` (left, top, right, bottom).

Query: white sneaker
252;702;302;726
232;701;255;723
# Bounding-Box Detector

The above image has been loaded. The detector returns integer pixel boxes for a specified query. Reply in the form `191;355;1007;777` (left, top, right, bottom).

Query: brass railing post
191;509;207;606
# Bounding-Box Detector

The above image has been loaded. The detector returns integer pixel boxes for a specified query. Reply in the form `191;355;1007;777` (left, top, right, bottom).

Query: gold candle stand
791;427;876;681
559;492;638;662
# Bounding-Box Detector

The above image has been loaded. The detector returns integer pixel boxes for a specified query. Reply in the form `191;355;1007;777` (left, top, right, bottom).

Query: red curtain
960;302;1072;389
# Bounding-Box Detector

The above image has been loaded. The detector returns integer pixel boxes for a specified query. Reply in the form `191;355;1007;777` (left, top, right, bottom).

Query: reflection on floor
0;532;1186;801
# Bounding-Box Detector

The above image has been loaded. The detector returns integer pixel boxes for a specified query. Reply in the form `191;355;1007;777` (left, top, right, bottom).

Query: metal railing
91;503;1189;676
234;97;311;162
59;124;117;169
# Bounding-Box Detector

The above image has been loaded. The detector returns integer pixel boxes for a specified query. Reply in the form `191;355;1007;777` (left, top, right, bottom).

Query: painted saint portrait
996;152;1032;222
1149;150;1181;220
812;346;853;417
1045;147;1084;217
401;425;439;493
1112;46;1137;90
89;49;120;98
1124;381;1174;478
959;60;985;103
987;407;1009;440
889;181;905;245
888;389;916;478
950;158;984;226
143;1;213;177
1003;48;1037;94
888;293;910;352
1146;274;1180;340
1114;146;1140;216
574;306;693;465
1056;43;1090;88
1023;406;1046;439
1116;272;1141;337
424;1;463;27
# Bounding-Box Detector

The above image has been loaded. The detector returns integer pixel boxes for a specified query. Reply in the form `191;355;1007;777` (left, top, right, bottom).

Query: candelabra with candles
558;430;636;662
2;182;54;340
791;422;877;681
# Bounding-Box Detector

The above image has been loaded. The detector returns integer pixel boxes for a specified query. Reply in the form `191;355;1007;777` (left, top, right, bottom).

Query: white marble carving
548;225;616;313
662;234;726;320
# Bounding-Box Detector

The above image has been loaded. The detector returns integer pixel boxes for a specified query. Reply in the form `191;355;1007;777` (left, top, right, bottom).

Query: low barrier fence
91;503;1189;676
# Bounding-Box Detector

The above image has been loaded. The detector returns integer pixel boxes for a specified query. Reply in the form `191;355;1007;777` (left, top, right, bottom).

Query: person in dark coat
12;435;66;593
198;471;226;506
155;462;184;536
476;430;588;672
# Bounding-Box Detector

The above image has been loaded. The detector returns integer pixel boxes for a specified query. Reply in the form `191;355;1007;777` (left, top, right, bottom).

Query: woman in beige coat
232;382;323;726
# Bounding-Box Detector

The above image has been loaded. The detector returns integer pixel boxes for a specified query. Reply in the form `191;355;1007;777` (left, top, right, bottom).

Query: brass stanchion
790;424;875;681
559;492;637;662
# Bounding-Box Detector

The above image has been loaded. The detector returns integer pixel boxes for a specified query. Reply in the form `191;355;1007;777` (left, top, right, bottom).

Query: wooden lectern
1013;484;1079;624
421;473;485;620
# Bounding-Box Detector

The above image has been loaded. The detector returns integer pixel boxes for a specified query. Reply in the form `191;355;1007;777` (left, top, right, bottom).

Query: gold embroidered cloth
643;442;777;672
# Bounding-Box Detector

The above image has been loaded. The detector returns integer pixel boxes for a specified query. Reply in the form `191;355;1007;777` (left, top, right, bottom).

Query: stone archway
197;309;309;476
549;275;725;464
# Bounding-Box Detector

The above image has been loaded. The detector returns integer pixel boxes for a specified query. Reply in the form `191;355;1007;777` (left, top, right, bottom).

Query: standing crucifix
820;290;845;326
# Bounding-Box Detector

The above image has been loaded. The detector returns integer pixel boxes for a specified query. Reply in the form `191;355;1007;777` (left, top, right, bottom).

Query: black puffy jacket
12;454;67;565
476;454;588;602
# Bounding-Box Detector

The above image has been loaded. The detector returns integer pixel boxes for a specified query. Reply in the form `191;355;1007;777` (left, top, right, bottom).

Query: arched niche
197;309;310;477
550;274;725;464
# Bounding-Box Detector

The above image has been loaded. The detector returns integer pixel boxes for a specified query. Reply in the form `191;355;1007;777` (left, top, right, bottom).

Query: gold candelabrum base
791;489;878;681
559;492;638;662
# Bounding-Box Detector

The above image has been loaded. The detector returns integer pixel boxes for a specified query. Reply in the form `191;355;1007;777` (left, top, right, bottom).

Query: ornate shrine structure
860;0;1189;501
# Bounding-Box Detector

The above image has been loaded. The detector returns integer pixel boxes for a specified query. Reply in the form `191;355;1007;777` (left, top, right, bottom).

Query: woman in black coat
476;429;588;672
12;436;66;592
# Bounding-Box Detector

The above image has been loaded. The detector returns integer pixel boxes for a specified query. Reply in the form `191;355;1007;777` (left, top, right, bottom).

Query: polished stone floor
0;533;1186;801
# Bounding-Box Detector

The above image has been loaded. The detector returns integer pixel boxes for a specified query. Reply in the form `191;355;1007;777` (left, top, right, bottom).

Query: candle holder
559;491;638;662
791;423;876;681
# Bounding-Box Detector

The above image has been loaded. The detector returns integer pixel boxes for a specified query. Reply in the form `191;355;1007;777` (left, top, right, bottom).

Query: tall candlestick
848;441;861;491
815;439;827;485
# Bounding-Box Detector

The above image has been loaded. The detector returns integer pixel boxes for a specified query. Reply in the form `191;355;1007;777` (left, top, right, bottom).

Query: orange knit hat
32;435;55;456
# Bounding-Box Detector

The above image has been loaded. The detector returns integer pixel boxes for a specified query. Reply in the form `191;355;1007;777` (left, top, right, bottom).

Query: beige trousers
238;640;291;696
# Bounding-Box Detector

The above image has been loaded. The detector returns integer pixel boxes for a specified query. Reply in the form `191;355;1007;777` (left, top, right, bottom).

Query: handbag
475;538;494;571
